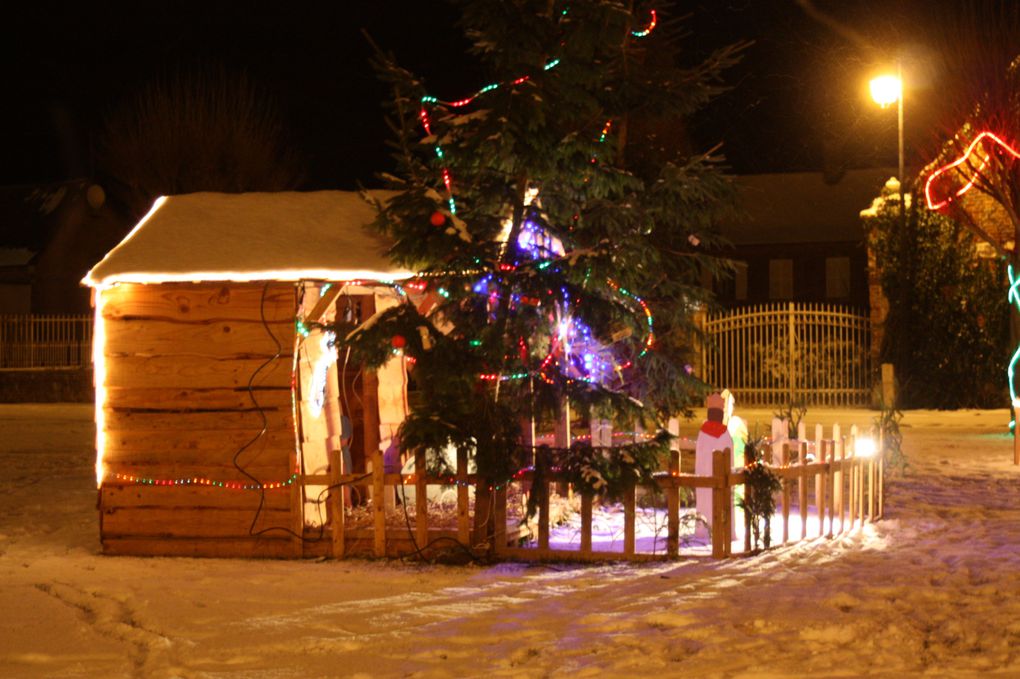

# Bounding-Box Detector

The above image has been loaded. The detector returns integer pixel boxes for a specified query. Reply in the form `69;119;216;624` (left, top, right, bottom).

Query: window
733;261;748;301
825;256;851;299
769;259;793;299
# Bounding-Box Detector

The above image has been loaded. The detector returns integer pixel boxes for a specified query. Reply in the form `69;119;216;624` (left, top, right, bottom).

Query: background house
714;168;896;310
0;180;130;315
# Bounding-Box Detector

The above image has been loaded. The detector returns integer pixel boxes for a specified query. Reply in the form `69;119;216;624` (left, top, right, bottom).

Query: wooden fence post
493;483;507;556
848;434;858;530
798;441;808;540
580;492;593;555
457;447;470;547
711;449;731;558
415;448;428;553
781;443;791;544
824;440;834;539
372;447;386;557
537;448;550;551
877;426;885;520
667;447;680;557
624;484;636;556
815;439;826;538
836;436;845;534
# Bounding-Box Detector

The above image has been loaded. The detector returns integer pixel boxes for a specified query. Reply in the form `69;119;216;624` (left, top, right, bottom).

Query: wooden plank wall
98;281;300;558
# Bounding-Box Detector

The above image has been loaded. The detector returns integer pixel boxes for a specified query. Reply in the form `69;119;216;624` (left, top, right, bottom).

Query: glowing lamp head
870;75;902;108
855;437;877;459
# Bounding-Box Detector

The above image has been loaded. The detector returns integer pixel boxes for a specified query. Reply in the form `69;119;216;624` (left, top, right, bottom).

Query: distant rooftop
720;168;897;245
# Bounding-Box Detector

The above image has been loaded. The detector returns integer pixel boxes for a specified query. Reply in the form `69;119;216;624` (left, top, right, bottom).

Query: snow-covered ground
2;404;1020;678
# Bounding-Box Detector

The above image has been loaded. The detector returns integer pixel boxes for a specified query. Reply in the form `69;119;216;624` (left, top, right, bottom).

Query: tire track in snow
34;582;174;678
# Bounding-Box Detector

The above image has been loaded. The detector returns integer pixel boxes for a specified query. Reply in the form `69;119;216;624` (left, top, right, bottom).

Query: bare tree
97;66;304;218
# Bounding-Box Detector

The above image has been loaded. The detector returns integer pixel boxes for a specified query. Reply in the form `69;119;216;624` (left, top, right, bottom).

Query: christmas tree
340;1;743;521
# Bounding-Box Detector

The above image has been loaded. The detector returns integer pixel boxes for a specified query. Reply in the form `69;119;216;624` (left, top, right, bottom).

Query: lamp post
870;66;905;219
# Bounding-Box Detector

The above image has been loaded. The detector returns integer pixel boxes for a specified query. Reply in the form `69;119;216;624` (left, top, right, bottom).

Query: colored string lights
418;9;657;217
111;472;299;490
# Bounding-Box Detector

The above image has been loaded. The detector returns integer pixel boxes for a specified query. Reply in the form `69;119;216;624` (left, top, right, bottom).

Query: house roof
720;168;896;245
83;190;413;287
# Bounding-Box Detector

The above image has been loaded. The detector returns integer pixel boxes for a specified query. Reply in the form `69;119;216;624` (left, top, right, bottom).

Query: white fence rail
702;302;872;407
0;315;93;369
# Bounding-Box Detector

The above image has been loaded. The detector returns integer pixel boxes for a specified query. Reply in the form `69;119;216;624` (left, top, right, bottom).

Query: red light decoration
925;131;1020;211
430;211;447;226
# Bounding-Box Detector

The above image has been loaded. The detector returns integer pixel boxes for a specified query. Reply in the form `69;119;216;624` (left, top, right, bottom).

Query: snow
3;405;1020;677
83;190;414;287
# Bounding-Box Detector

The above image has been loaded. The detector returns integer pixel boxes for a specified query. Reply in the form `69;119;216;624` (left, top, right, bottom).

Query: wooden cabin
83;191;413;558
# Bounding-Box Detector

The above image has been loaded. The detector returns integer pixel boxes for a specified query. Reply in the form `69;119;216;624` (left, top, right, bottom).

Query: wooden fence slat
667;449;680;557
493;485;507;555
415;449;428;554
536;449;550;551
623;485;636;556
711;449;730;558
456;447;470;547
580;493;593;555
798;441;808;541
815;441;826;538
372;448;386;557
781;443;791;544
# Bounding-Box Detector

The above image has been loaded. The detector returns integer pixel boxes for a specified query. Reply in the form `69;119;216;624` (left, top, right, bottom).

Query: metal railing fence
0;315;93;369
702;302;872;407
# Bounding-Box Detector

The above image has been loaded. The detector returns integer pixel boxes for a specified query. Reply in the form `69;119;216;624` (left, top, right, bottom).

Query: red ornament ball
391;335;407;349
430;211;447;226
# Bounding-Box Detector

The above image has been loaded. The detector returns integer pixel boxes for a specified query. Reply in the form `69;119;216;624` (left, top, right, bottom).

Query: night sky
3;1;943;191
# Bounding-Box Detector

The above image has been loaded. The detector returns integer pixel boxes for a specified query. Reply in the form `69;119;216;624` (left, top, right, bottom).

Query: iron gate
702;302;872;407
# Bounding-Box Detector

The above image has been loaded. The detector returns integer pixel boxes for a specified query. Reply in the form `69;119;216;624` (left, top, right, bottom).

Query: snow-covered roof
83;190;413;287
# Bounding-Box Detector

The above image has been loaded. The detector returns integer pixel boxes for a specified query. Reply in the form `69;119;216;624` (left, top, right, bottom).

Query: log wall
97;281;300;558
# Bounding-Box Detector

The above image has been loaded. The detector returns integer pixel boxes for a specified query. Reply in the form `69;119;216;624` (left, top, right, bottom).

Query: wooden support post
824;440;834;539
798;441;808;541
290;476;304;558
457;447;470;547
372;447;386;557
415;448;428;553
836;437;845;534
815;440;826;539
538;448;550;551
624;484;636;556
858;444;866;526
580;493;593;555
667;448;680;557
867;441;876;522
848;436;858;530
781;443;791;544
711;449;730;558
743;482;752;554
554;398;571;498
877;428;885;519
493;484;507;556
1015;404;1020;466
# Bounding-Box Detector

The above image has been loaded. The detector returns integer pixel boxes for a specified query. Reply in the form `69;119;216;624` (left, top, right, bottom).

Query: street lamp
870;66;905;215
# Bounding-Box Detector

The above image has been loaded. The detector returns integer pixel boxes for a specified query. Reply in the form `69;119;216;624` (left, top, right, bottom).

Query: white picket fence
702;302;872;407
0;315;93;369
